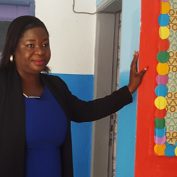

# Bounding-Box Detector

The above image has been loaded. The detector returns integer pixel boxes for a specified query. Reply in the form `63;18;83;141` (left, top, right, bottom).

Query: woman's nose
35;46;45;55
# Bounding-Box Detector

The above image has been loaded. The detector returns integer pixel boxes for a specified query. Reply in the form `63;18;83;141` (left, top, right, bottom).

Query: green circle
157;51;170;63
155;118;165;128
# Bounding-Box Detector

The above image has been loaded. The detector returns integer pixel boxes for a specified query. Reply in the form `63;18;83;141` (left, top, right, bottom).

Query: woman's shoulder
41;73;63;82
41;73;68;88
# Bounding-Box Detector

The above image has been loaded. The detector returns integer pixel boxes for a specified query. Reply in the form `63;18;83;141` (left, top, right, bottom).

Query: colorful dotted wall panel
154;0;177;157
135;0;177;177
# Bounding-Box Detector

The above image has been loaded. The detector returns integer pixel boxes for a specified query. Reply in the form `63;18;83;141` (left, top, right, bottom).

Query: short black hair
0;15;49;70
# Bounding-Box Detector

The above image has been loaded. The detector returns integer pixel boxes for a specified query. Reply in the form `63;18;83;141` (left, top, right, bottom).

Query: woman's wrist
127;85;134;94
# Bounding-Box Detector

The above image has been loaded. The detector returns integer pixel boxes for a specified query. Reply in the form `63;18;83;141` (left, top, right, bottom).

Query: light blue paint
53;73;94;177
119;0;141;72
116;72;137;177
116;0;141;176
96;0;103;5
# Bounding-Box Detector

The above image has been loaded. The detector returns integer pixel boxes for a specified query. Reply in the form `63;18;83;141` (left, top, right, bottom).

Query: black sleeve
67;86;132;122
60;78;132;122
46;75;133;122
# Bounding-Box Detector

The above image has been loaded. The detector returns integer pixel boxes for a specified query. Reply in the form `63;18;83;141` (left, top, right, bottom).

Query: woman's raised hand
127;51;147;94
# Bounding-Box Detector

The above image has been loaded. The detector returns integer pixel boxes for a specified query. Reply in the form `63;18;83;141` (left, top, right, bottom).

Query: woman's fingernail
144;66;148;71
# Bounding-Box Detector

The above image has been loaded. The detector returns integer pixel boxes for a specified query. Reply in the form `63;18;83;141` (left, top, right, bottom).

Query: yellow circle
175;147;177;156
156;63;169;75
154;144;166;156
154;96;167;110
161;2;171;14
159;27;170;39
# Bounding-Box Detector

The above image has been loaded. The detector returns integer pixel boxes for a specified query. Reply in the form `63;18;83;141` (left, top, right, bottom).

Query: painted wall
0;0;141;177
0;1;96;177
35;1;96;177
36;0;141;176
116;0;141;177
35;0;96;74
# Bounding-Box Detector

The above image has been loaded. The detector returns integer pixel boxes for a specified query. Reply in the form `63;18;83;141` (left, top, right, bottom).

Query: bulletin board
135;0;177;177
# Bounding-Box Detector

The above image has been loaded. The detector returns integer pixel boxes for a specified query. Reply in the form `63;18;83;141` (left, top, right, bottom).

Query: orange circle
154;144;166;156
156;63;169;75
161;2;171;14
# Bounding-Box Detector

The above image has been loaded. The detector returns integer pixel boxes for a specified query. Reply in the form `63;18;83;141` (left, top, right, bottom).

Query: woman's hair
0;15;50;72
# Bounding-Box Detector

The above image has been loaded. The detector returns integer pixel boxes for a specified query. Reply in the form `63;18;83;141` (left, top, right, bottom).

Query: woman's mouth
33;60;45;66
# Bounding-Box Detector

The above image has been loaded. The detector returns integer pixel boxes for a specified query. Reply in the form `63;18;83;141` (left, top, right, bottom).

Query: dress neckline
23;86;46;99
23;93;41;99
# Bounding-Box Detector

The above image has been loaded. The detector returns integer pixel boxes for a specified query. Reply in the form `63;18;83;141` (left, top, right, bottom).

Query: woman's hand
127;51;147;94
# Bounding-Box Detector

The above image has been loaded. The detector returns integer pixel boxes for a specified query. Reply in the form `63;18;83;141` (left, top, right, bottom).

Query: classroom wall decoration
135;0;177;176
154;0;177;157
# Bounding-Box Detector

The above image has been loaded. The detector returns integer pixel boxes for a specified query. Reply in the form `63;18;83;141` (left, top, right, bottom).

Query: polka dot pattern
157;51;170;63
158;14;170;26
155;85;168;96
158;39;170;51
156;75;168;85
154;0;168;156
154;144;166;155
154;0;177;157
161;2;171;14
159;26;170;39
156;63;169;75
155;108;167;118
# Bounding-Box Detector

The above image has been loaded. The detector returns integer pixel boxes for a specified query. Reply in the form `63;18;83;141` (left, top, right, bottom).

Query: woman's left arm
64;52;147;122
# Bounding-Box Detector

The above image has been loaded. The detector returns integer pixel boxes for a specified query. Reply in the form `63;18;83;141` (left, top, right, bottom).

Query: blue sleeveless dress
24;87;67;177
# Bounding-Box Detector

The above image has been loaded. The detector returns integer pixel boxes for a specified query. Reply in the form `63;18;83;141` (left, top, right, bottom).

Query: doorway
92;12;121;177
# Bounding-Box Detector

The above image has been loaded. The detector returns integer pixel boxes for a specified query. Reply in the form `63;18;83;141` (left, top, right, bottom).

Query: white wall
35;0;96;74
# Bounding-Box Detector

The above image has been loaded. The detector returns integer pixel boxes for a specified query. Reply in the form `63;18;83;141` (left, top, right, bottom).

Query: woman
0;16;146;177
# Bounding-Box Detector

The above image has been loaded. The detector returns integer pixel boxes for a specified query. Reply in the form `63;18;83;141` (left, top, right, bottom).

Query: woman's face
14;27;51;76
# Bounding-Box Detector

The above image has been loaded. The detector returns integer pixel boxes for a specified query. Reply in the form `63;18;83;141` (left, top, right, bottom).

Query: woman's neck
21;74;44;97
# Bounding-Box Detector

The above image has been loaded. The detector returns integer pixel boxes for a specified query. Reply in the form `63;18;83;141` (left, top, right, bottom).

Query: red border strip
135;0;177;176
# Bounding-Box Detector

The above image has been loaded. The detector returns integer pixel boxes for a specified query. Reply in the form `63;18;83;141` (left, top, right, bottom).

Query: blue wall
55;74;94;177
116;72;137;177
116;0;141;177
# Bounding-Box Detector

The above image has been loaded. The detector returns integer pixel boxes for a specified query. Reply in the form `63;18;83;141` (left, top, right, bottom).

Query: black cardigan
0;64;132;177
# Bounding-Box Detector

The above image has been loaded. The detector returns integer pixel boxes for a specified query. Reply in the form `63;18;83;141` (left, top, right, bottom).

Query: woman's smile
14;27;51;76
32;59;46;66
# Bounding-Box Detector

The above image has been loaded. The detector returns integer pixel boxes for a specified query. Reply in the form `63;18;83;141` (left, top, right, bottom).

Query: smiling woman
15;27;51;96
0;15;146;177
15;27;51;76
0;16;51;97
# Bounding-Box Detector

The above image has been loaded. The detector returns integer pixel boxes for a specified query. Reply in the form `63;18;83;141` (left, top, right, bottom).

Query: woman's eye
26;44;34;48
42;43;49;48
